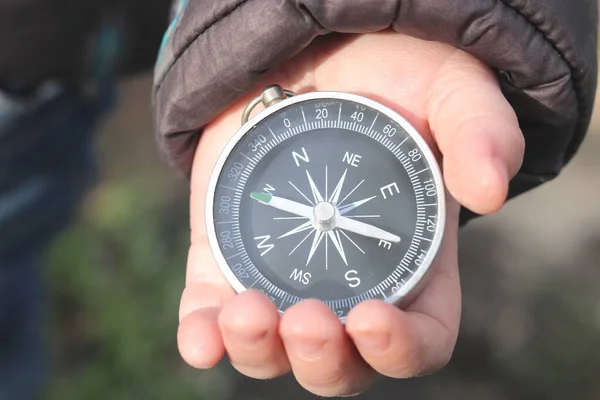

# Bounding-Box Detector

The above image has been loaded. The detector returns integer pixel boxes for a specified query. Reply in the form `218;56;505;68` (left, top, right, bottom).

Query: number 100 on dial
206;87;445;320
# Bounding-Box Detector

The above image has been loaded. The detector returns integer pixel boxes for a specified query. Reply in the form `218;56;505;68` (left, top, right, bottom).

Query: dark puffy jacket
152;0;599;225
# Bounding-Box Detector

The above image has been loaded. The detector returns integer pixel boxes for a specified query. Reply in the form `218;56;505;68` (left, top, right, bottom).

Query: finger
427;50;525;215
178;306;224;369
346;194;462;377
279;299;375;397
218;290;291;379
346;301;453;378
178;111;247;368
178;240;234;368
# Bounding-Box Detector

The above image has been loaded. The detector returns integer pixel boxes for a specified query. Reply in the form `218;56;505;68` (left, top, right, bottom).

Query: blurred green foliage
38;166;600;400
34;74;600;399
42;178;207;400
503;275;600;399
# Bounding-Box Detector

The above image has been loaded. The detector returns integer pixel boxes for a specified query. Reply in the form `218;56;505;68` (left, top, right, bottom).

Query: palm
179;32;524;397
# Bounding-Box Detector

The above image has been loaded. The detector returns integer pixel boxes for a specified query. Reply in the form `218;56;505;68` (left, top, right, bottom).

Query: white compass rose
250;167;400;268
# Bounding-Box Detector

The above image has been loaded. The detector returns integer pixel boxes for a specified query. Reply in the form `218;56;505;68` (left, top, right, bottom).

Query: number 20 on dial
206;85;445;320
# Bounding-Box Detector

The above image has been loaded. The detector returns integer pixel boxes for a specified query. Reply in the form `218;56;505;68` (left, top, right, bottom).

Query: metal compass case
206;85;446;321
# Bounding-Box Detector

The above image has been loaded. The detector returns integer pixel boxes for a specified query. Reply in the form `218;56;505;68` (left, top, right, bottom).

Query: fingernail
353;331;390;354
288;337;327;360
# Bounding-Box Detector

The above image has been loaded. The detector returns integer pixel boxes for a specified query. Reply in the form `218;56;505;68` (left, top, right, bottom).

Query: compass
206;85;446;320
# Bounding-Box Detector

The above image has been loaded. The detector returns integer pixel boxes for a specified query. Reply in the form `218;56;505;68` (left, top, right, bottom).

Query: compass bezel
205;89;446;319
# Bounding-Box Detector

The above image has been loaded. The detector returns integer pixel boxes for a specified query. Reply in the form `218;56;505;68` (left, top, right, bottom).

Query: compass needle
251;192;313;217
250;191;271;204
336;216;401;243
339;230;365;254
208;85;445;319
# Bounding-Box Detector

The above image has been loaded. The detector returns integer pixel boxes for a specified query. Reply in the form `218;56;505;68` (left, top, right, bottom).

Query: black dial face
209;94;444;318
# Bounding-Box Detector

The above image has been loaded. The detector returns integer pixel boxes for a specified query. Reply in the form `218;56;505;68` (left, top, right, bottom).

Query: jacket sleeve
152;0;598;225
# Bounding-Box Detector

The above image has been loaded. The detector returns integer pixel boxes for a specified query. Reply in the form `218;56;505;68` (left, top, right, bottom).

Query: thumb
427;50;525;215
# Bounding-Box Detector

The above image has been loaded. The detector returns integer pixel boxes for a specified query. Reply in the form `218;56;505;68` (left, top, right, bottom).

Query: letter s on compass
206;85;446;321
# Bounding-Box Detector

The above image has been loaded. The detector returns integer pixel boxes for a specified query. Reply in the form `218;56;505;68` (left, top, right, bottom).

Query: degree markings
369;113;379;133
269;126;278;140
217;99;439;308
301;106;307;126
414;234;432;242
409;167;430;178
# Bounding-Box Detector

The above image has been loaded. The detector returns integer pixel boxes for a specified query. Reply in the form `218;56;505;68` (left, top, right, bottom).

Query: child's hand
177;32;524;397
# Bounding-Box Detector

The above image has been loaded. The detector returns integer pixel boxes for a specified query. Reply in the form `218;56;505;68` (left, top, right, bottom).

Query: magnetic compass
206;85;446;320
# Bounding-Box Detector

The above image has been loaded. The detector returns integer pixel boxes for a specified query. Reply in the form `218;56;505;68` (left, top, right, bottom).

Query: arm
153;0;598;225
152;1;598;397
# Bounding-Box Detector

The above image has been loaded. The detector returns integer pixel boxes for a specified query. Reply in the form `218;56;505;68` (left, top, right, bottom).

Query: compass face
206;91;445;319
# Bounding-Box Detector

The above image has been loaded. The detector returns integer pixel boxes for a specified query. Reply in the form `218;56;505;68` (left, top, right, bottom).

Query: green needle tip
250;192;272;204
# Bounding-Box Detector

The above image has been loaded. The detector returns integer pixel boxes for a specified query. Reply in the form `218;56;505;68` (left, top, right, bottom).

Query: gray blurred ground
94;73;600;400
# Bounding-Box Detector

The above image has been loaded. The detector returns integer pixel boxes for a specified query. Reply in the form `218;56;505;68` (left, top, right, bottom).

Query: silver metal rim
205;89;446;315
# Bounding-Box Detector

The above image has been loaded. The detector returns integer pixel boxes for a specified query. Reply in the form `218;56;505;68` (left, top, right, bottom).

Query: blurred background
41;74;600;400
30;16;600;400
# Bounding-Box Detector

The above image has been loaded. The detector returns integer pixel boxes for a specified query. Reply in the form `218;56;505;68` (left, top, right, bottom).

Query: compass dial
207;90;445;319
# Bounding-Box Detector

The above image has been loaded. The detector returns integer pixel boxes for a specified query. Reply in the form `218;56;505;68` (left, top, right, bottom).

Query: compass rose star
328;169;348;205
327;230;348;266
338;195;377;215
278;220;313;239
258;166;388;267
306;230;325;266
305;170;324;204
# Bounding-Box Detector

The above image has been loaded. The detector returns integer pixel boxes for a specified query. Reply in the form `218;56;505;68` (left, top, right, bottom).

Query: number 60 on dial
206;85;445;321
